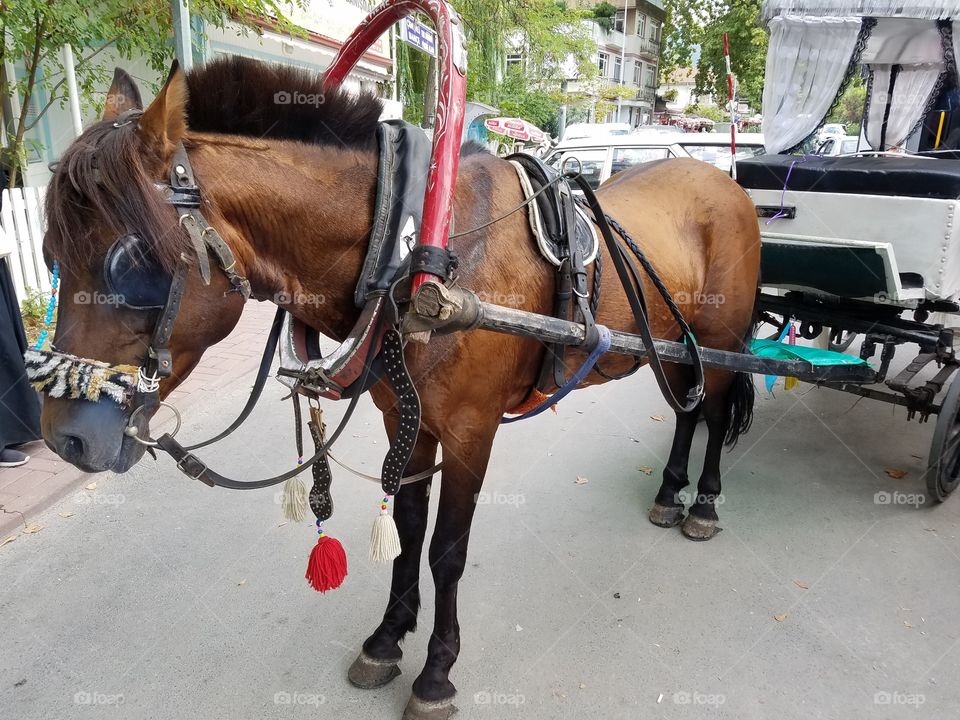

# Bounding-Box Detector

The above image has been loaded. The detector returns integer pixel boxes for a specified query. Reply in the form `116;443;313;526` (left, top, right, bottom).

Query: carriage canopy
760;0;960;153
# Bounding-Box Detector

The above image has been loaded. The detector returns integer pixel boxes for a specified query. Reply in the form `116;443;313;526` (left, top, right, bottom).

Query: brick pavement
0;301;277;536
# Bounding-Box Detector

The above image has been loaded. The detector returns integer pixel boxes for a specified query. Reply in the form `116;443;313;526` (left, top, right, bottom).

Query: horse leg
403;424;496;720
649;366;701;528
349;428;439;689
682;369;751;541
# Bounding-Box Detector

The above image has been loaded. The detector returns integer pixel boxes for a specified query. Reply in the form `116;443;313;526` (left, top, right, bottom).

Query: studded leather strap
380;328;421;496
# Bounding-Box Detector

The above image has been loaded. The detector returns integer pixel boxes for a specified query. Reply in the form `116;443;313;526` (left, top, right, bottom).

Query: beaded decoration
33;261;59;351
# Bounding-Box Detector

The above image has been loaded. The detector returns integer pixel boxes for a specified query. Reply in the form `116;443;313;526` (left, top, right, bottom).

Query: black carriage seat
737;154;960;201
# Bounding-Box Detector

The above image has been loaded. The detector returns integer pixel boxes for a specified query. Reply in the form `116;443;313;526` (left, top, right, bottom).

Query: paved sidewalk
0;300;277;537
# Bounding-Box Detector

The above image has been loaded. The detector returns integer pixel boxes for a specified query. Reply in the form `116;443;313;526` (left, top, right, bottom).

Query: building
568;0;666;127
5;0;397;188
659;67;716;116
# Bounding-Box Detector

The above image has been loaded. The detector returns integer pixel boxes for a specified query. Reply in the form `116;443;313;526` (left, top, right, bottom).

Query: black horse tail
724;299;759;448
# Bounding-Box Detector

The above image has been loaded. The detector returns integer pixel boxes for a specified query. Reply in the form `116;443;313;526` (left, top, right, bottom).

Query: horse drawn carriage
23;0;960;716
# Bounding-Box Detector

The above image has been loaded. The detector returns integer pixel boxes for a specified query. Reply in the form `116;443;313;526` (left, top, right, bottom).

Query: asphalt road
2;348;959;720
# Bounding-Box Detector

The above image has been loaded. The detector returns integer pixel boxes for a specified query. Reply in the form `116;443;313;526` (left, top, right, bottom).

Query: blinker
103;234;173;310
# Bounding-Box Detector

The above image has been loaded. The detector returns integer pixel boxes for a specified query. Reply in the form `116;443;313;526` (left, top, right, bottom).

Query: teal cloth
750;338;869;367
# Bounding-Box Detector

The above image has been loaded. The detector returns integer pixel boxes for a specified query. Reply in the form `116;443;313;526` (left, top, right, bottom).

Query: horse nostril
60;434;85;464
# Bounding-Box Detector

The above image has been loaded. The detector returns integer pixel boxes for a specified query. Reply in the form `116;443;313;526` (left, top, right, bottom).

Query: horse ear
102;68;143;120
138;60;187;149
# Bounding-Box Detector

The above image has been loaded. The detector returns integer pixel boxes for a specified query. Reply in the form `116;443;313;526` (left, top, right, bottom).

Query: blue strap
501;325;612;424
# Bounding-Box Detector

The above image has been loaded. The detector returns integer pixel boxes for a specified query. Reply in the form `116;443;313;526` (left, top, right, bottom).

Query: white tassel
369;503;401;563
282;477;308;522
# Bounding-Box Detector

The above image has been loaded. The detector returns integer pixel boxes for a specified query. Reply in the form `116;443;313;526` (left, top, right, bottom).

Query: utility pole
616;0;627;123
170;0;193;71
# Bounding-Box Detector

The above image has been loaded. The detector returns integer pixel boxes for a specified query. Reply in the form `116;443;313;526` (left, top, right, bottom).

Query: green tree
590;2;618;34
826;74;865;135
695;0;767;110
0;0;302;188
658;0;705;83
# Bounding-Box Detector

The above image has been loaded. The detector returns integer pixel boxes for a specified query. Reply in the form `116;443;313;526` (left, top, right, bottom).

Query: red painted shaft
322;0;468;292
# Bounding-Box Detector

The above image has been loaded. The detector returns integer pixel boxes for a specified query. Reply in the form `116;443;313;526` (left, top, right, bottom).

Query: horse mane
185;55;384;150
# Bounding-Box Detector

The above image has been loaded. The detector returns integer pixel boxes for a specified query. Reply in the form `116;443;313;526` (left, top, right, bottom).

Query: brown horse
39;57;760;719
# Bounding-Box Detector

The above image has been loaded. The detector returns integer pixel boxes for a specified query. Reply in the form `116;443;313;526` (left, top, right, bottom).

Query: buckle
177;453;214;486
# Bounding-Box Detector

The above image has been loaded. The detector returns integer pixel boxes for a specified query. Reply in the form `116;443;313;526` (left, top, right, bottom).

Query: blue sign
401;17;437;57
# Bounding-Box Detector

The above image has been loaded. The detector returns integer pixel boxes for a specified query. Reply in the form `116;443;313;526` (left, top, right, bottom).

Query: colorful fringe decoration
305;521;347;593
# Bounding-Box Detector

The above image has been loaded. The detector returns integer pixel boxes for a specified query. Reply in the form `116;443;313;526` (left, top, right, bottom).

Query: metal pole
170;0;193;71
61;44;83;137
616;0;627;123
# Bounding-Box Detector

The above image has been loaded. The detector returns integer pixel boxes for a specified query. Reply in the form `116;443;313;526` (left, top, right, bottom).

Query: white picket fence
0;186;51;306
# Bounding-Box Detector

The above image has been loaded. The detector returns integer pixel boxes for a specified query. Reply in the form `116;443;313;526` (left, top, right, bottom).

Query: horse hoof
681;514;719;541
401;693;458;720
649;503;685;528
347;651;401;689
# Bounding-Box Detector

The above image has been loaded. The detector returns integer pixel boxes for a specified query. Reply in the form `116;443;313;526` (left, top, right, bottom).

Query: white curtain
762;16;864;154
863;63;942;149
764;1;960;22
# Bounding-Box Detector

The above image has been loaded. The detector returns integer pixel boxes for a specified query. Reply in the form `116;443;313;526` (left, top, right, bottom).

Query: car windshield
545;148;607;189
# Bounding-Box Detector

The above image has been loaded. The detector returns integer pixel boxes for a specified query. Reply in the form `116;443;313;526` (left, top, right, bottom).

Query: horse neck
188;134;377;341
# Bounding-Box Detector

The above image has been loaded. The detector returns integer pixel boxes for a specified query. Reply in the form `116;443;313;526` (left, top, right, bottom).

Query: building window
636;14;646;38
506;53;523;71
649;20;661;44
633;61;642;87
614;10;625;33
613;56;623;83
598;52;609;77
644;64;657;89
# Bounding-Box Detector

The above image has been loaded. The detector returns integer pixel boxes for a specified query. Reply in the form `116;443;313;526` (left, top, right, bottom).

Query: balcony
636;87;656;104
637;37;660;59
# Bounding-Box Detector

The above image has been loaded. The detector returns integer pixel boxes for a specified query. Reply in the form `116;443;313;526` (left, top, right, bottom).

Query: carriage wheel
927;375;960;502
830;329;858;353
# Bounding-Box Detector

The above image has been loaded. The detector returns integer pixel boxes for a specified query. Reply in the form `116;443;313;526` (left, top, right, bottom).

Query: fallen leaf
650;415;665;423
237;579;246;586
1;536;16;548
794;580;809;590
885;468;908;479
59;511;74;519
22;523;43;534
574;476;589;485
638;466;654;475
773;613;788;622
85;482;97;491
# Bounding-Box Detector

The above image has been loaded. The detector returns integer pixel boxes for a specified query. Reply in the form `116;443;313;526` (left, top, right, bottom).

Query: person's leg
0;446;31;467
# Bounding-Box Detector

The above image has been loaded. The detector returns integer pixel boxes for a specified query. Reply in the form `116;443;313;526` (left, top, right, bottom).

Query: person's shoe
0;449;30;468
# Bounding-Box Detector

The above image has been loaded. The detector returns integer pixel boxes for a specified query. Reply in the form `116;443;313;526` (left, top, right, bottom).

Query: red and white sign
484;118;547;144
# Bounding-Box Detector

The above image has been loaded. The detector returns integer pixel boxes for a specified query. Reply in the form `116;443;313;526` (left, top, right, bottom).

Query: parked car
817;122;847;144
544;133;766;188
562;123;633;141
815;135;861;156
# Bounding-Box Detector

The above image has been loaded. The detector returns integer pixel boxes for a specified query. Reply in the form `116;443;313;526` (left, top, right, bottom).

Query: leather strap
380;327;421;496
308;406;335;521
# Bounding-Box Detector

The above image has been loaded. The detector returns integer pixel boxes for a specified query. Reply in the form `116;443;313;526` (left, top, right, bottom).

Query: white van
544;132;766;188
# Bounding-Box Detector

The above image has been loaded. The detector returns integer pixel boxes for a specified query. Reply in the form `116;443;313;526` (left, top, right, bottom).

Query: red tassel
305;534;347;593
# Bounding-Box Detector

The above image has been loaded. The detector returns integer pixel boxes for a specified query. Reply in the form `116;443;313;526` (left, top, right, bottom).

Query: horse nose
55;433;86;466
